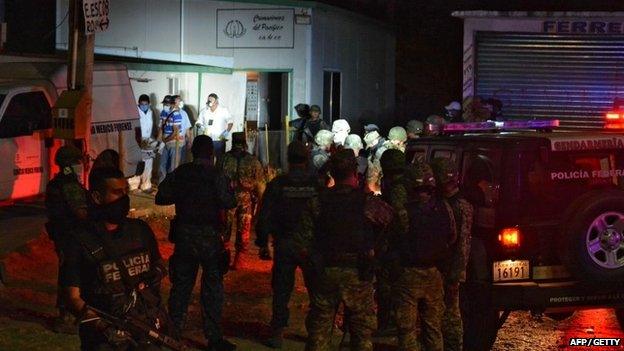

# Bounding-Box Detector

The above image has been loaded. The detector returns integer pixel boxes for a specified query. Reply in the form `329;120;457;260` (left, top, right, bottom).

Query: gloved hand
259;246;272;261
103;326;134;346
220;130;230;141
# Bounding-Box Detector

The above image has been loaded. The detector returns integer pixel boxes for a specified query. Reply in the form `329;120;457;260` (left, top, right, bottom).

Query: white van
0;60;142;201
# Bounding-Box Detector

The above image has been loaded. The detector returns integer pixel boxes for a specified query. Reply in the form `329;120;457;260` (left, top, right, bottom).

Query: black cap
138;94;150;104
310;105;321;113
232;132;246;146
161;95;174;104
287;140;309;164
191;135;214;159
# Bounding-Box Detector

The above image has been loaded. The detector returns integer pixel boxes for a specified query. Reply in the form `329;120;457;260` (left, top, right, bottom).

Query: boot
207;338;237;351
230;252;244;271
52;309;77;335
265;328;284;349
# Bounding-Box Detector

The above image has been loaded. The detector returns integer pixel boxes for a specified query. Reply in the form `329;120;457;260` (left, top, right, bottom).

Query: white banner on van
216;8;294;48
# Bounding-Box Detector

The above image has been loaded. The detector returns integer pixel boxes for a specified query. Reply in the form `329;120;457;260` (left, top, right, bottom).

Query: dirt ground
2;208;624;350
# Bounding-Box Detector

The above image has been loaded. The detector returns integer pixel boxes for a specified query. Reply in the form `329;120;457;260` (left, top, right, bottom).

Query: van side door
0;89;53;201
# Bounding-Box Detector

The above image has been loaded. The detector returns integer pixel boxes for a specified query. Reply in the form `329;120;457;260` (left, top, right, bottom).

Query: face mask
178;101;184;109
139;104;150;113
96;194;130;224
163;105;170;112
208;101;214;108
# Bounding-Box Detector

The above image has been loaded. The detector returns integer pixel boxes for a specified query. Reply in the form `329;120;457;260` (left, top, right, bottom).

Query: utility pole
66;0;94;182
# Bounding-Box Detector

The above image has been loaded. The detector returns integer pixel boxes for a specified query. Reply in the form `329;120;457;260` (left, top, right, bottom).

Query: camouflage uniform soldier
376;149;409;335
219;132;266;269
431;158;474;351
363;130;387;194
295;150;393;351
392;161;456;351
45;145;88;334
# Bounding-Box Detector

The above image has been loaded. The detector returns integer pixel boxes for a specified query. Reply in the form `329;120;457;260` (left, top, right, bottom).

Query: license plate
493;260;530;281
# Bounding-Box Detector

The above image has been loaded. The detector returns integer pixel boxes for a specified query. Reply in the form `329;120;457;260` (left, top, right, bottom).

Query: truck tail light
499;227;521;249
605;111;624;129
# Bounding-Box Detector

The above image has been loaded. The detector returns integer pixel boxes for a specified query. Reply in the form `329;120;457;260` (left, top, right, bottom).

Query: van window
0;91;51;138
462;149;501;228
406;147;426;164
432;149;456;162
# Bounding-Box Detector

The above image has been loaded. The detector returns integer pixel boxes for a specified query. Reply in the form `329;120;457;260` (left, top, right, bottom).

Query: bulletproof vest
45;173;84;228
274;172;319;240
315;187;371;259
400;197;456;267
170;163;221;226
77;220;157;314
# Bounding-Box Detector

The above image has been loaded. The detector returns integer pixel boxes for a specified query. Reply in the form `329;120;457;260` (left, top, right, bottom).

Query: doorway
323;70;341;124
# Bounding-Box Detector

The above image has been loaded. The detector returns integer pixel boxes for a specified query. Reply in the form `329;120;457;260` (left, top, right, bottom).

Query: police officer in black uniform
60;167;169;350
156;135;237;351
255;140;320;348
45;145;88;334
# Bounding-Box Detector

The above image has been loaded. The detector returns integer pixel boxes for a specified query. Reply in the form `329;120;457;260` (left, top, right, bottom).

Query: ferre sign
83;0;110;35
543;20;624;34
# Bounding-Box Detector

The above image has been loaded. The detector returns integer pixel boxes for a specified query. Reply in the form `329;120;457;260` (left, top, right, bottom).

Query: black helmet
191;135;214;159
55;145;82;167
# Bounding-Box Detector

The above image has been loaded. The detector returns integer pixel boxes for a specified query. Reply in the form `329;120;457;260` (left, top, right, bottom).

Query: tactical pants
271;239;312;330
306;267;376;351
158;142;179;184
393;267;444;351
168;234;225;343
227;191;253;252
442;283;462;351
375;266;394;330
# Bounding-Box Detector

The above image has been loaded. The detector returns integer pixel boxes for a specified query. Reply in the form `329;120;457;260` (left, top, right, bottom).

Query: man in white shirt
196;93;233;159
133;94;158;192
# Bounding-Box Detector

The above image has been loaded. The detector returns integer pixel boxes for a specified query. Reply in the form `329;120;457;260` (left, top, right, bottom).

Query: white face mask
178;101;184;109
163;105;170;112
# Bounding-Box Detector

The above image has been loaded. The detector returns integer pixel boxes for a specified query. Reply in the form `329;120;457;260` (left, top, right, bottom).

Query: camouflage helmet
388;126;407;142
344;134;363;151
54;145;82;167
425;115;447;135
380;149;405;174
406;120;424;135
430;157;459;185
314;129;334;148
405;161;436;188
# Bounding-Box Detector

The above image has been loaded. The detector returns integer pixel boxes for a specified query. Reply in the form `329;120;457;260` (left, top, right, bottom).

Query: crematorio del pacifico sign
217;8;295;48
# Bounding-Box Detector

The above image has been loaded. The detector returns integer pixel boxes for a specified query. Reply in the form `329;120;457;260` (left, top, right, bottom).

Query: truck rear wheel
461;282;500;351
563;192;624;281
615;308;624;331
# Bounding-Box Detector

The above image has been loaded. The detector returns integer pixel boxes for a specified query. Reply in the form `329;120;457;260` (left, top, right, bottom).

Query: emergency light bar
438;119;560;133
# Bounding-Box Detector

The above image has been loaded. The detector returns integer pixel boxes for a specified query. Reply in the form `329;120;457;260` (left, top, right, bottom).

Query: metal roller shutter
476;32;624;129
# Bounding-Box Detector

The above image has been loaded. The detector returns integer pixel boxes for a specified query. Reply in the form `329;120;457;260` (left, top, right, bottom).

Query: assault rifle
87;306;188;351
